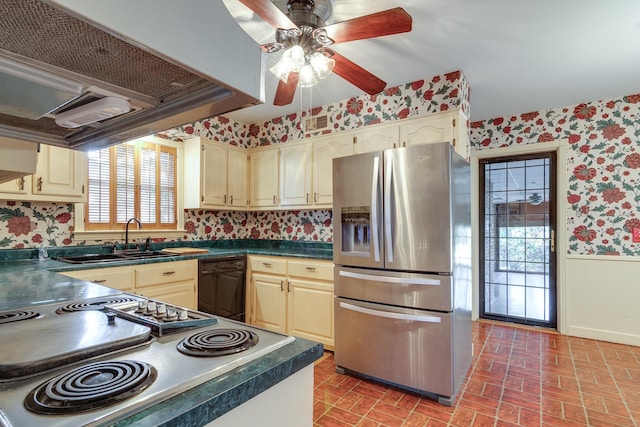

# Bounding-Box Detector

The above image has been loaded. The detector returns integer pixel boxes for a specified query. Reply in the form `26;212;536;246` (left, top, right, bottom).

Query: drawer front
250;256;287;275
61;267;134;291
135;260;197;288
288;259;333;281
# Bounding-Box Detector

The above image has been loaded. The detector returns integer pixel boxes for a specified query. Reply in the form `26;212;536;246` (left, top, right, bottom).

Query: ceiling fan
236;0;412;106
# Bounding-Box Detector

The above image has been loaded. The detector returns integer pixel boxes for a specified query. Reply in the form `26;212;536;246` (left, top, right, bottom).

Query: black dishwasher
198;256;247;322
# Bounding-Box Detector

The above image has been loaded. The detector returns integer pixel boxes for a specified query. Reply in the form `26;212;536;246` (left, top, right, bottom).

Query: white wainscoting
566;255;640;346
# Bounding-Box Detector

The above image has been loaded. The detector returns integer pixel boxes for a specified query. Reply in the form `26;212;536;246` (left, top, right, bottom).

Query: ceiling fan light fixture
282;45;305;72
309;52;334;79
298;64;317;87
269;59;291;83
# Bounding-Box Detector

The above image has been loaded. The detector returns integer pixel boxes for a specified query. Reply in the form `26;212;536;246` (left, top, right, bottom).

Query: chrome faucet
125;218;141;250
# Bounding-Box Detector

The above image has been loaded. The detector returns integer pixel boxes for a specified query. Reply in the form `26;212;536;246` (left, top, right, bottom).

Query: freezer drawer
334;297;454;398
335;266;452;312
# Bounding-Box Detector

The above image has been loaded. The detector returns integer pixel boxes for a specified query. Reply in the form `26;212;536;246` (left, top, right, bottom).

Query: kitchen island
0;245;324;426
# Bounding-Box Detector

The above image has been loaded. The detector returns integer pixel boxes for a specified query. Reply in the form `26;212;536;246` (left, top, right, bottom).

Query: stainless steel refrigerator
332;141;472;406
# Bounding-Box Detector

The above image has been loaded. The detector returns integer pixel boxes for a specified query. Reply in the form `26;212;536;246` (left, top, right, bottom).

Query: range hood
0;0;264;151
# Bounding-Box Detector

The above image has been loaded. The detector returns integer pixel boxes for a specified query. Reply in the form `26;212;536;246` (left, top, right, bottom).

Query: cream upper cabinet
33;144;85;199
279;142;312;207
312;133;354;206
183;138;248;210
354;124;398;153
399;110;470;161
228;148;248;208
201;141;228;206
0;145;86;203
0;176;30;196
250;146;279;207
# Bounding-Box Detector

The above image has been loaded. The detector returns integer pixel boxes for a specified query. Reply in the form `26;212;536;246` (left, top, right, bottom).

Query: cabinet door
250;147;279;207
354;124;398;153
137;282;197;310
59;266;135;292
280;143;312;206
33;145;85;199
251;273;287;333
287;278;334;348
312;134;354;206
0;176;30;197
201;141;228;206
227;147;248;208
400;113;455;147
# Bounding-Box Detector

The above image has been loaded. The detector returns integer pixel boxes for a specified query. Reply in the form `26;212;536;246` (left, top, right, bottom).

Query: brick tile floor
313;321;640;426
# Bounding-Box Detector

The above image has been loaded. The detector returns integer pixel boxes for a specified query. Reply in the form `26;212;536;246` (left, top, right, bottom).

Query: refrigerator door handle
371;156;381;262
384;151;394;263
339;270;441;286
339;301;442;323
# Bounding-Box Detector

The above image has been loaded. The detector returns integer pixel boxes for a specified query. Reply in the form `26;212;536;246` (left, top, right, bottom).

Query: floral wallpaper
182;209;332;242
470;94;640;256
0;201;74;248
160;70;470;149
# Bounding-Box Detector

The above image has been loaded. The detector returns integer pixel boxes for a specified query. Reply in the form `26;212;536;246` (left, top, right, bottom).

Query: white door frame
470;140;568;333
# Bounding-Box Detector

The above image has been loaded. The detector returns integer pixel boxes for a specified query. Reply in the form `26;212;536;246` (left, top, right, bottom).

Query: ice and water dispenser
340;207;371;255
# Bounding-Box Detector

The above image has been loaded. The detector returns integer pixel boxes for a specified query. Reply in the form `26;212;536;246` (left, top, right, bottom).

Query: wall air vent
305;114;328;133
54;97;131;128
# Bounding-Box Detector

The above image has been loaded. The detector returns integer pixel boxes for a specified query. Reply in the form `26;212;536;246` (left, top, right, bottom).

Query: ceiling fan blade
273;72;299;106
323;7;412;44
328;50;386;95
238;0;298;30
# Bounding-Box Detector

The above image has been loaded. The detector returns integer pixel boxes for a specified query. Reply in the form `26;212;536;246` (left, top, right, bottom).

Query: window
86;140;177;230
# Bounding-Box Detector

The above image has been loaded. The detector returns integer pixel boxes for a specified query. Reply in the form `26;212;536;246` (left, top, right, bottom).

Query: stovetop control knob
106;312;116;325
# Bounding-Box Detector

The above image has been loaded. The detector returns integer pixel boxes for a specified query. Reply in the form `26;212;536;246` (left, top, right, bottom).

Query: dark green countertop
0;239;327;426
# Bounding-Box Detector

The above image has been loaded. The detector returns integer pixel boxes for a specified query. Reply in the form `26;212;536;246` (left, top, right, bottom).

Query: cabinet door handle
162;271;176;276
262;262;272;268
224;194;227;204
18;177;25;191
305;266;316;272
403;141;407;147
313;192;317;203
287;281;291;293
92;279;107;284
280;280;284;291
37;177;43;192
306;193;309;203
273;195;277;204
230;195;233;205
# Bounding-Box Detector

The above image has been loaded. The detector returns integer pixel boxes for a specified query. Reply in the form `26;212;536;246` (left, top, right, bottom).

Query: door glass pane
480;153;556;327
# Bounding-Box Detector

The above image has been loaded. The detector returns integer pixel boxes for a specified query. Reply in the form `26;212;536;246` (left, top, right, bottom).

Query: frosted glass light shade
269;59;290;83
282;45;305;72
309;52;335;79
298;64;317;87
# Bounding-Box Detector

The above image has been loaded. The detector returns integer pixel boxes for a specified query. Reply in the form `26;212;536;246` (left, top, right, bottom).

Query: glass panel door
479;152;556;327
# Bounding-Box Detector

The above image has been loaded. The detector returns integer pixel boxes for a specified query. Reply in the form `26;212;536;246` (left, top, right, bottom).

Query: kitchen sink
55;251;172;264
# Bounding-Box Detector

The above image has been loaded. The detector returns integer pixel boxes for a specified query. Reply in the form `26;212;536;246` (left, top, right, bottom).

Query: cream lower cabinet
59;259;197;309
248;255;334;349
59;265;135;292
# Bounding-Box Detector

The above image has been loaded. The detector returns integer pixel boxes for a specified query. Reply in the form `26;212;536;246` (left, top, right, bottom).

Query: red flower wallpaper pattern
470;93;640;255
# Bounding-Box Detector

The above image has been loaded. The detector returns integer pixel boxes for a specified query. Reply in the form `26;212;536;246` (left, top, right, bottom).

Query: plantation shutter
85;140;177;230
115;144;135;224
86;148;110;224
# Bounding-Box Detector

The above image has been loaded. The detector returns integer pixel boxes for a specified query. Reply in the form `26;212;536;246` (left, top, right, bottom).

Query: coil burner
24;360;157;414
55;297;139;314
0;310;44;324
177;329;259;357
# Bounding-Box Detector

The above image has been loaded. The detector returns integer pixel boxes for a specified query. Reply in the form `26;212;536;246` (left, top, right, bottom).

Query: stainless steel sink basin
55;251;172;264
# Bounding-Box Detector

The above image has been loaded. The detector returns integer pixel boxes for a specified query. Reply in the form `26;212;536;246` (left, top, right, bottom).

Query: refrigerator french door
332;142;472;406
